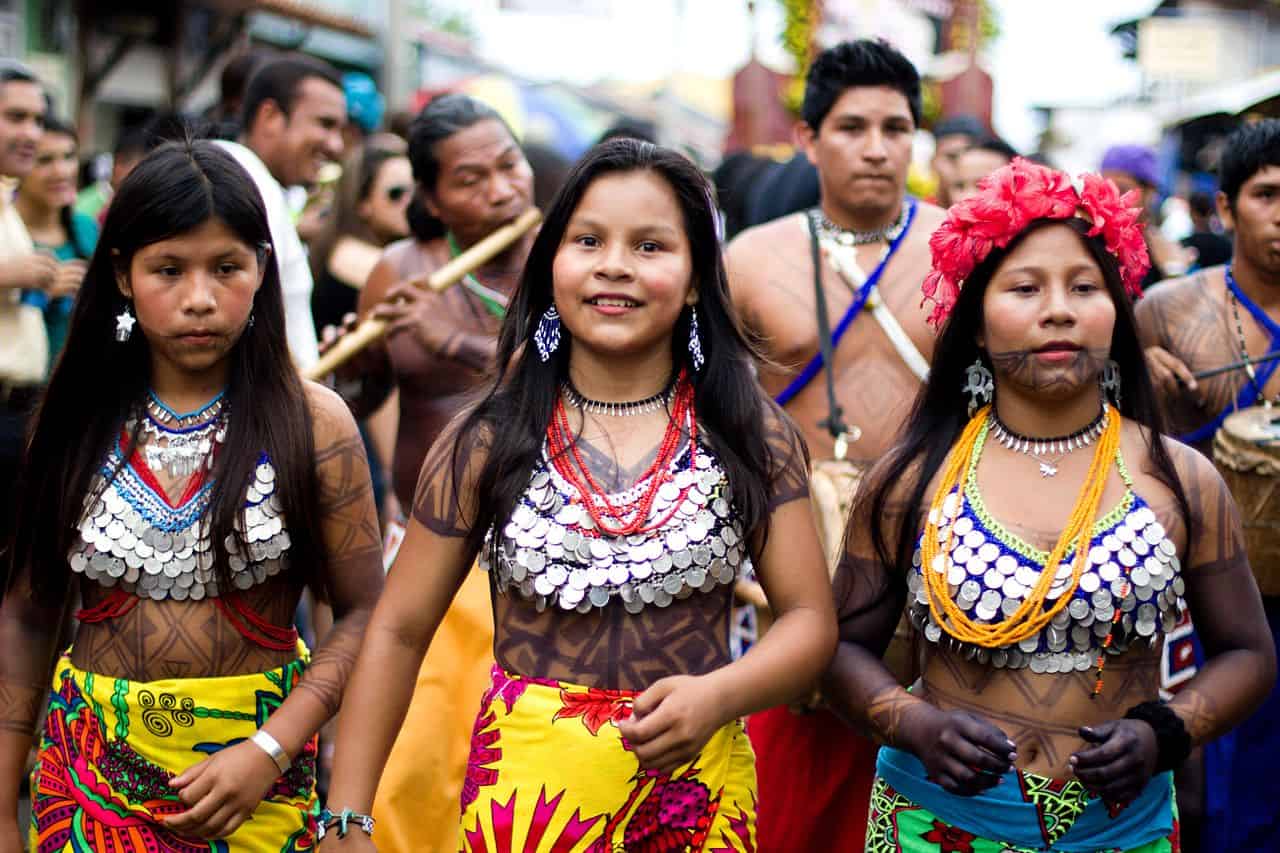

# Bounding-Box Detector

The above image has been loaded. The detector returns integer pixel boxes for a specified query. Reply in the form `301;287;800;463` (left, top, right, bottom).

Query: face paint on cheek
987;346;1111;394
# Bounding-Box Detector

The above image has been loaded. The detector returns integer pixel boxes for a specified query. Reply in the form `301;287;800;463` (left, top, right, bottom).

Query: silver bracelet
249;729;291;774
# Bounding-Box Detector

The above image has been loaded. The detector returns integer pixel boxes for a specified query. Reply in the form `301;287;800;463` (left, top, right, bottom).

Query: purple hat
1100;145;1159;188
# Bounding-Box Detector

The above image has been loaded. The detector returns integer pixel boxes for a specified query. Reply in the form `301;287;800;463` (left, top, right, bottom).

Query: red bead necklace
547;372;697;537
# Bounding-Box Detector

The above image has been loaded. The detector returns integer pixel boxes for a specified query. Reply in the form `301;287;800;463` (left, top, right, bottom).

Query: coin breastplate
69;441;291;602
481;442;752;614
909;484;1186;674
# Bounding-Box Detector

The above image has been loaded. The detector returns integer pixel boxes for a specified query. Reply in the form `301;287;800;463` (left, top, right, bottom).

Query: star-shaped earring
115;307;136;342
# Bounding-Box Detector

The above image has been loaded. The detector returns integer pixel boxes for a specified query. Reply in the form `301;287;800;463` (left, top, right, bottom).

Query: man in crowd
1137;119;1280;853
929;113;984;207
726;39;945;850
949;134;1018;204
217;54;346;372
1101;143;1194;288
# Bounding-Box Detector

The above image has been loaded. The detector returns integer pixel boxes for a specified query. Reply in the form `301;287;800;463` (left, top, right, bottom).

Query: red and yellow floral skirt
29;652;317;853
458;664;757;852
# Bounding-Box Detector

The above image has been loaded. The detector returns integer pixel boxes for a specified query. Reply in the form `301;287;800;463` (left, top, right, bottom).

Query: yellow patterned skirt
29;651;317;853
459;665;757;852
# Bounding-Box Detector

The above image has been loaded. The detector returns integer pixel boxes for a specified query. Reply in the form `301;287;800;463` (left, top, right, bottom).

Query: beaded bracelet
1123;700;1192;773
316;807;375;841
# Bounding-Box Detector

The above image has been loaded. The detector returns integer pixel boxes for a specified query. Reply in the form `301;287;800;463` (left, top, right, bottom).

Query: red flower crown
921;157;1150;328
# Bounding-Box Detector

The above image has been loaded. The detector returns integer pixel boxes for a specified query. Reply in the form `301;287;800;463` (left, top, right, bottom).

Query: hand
617;674;728;776
164;738;282;839
1070;720;1158;807
319;312;383;385
902;706;1017;796
0;816;23;853
370;282;450;356
0;252;57;291
1144;346;1201;403
49;259;88;298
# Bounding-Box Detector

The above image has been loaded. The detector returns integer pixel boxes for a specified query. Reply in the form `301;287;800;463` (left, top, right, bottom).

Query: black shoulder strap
807;211;849;442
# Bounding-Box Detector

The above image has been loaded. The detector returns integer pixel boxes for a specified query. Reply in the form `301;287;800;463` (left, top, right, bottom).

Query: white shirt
215;140;319;371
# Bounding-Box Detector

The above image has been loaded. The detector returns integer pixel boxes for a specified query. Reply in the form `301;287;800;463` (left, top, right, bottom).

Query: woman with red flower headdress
823;158;1275;852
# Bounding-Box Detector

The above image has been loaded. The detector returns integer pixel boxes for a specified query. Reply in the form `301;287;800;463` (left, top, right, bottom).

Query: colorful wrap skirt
459;664;757;852
29;652;318;853
867;747;1179;853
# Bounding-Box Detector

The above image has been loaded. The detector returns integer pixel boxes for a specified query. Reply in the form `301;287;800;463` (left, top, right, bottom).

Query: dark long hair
456;138;780;559
859;218;1193;617
8;140;327;606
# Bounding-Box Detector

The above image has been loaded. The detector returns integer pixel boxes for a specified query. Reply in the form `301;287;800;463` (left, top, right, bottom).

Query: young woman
309;138;412;335
321;139;836;851
824;158;1276;852
14;116;97;368
0;139;384;851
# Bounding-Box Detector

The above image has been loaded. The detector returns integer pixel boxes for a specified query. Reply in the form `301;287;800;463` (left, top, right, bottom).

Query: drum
1213;406;1280;595
733;457;919;686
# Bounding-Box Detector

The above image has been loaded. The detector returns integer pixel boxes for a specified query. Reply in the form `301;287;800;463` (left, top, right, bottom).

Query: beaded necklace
446;232;508;319
920;404;1121;650
547;371;696;536
813;202;910;247
141;390;227;479
562;377;677;417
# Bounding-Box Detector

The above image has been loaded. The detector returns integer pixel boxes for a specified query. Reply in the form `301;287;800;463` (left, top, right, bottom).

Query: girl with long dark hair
0;139;384;852
320;139;836;850
824;159;1275;852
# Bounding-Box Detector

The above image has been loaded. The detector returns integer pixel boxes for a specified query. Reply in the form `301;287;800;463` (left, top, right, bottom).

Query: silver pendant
1039;461;1058;477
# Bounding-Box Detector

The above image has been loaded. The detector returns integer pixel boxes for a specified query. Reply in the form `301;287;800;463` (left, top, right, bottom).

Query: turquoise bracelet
316;807;375;840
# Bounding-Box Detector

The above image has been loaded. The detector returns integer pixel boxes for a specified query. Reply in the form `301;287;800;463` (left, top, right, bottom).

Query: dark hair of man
850;218;1193;628
454;138;786;561
0;61;38;92
1218;119;1280;210
802;39;922;132
240;55;342;133
8;140;328;607
1188;191;1215;220
969;135;1019;163
407;93;515;194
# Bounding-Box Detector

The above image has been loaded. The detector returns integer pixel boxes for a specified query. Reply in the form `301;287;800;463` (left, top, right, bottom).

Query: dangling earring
247;311;256;330
115;304;136;343
963;358;994;417
534;304;561;362
1100;359;1122;408
688;305;705;371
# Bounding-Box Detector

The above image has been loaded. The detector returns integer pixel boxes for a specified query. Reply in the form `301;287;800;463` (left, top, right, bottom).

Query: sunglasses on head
386;185;410;203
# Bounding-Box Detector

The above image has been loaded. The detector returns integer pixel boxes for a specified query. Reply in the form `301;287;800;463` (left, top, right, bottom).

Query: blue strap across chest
774;200;917;407
1181;267;1280;444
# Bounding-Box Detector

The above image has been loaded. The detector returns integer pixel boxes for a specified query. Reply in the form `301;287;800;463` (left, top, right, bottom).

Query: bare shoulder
360;237;446;309
726;214;807;279
1136;268;1221;322
303;380;361;449
908;198;947;235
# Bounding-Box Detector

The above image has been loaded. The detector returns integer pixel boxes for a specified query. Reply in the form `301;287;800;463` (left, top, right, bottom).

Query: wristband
317;807;375;840
1123;700;1192;773
249;729;291;774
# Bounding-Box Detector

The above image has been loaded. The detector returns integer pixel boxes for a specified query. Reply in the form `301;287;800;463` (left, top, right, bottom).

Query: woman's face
980;223;1117;402
359;155;412;244
22;131;77;210
120;217;264;379
425;119;533;245
551;169;695;365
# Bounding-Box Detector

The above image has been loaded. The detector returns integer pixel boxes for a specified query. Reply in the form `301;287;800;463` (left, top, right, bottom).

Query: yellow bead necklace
920;404;1120;648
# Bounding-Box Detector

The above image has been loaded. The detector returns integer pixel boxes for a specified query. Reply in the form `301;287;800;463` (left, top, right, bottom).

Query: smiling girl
0;140;384;852
320;139;836;851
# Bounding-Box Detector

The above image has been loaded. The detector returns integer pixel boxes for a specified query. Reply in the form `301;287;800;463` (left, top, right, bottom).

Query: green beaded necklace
446;232;508;319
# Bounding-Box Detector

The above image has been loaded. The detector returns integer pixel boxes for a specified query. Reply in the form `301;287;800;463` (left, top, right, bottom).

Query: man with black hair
950;134;1019;204
1137;118;1280;853
726;38;945;849
1182;191;1232;270
216;54;346;372
930;113;985;207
